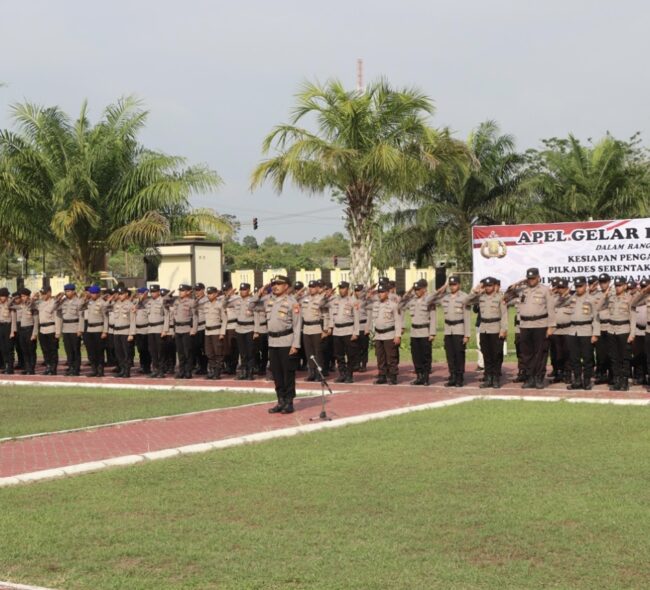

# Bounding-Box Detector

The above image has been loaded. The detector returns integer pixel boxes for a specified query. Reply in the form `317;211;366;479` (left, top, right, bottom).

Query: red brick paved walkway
1;363;649;481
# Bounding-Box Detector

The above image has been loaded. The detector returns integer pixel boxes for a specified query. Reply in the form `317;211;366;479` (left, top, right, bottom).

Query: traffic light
253;217;258;230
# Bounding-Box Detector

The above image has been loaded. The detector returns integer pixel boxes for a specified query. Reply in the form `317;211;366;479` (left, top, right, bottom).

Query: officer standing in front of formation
110;286;135;378
599;277;635;391
203;286;226;379
59;284;84;376
250;275;302;414
466;277;507;388
631;279;650;391
370;283;402;384
133;287;151;375
233;283;256;380
172;284;197;379
399;279;436;386
510;268;556;389
35;286;60;375
16;288;38;375
433;276;471;387
82;285;108;377
298;279;327;382
146;285;169;378
557;276;599;390
326;281;360;384
0;287;17;374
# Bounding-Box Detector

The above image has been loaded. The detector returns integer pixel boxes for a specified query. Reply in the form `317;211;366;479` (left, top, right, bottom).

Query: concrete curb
0;580;59;590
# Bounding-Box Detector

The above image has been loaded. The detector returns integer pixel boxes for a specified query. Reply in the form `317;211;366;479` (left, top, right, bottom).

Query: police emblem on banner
480;231;507;259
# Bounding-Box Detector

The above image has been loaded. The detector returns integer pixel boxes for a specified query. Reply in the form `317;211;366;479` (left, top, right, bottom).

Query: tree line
1;81;648;283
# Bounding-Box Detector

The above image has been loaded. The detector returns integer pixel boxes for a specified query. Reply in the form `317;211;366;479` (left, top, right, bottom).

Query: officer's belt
334;322;354;328
87;322;104;328
227;318;237;323
412;323;429;329
514;318;520;326
237;320;254;326
636;324;645;330
303;320;322;326
444;319;464;326
571;320;592;326
109;324;115;329
269;328;293;338
39;322;55;328
609;319;629;326
0;321;12;326
174;321;191;327
198;321;205;327
556;322;571;329
359;319;367;324
149;321;164;327
481;317;501;323
375;326;395;334
136;323;148;328
114;325;130;330
63;318;79;324
259;322;267;326
599;318;610;323
520;313;548;321
206;325;222;330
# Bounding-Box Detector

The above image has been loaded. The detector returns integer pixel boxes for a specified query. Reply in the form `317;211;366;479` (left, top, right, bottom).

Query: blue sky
1;0;648;241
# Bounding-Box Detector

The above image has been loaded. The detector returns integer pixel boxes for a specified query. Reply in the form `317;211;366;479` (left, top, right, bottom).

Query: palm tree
524;133;649;221
381;121;529;271
0;97;229;282
250;79;471;283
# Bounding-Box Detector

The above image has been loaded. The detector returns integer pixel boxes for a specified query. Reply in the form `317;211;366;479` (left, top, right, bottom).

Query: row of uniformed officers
0;268;648;401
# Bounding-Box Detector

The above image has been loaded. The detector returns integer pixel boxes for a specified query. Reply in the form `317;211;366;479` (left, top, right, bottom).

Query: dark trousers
63;332;82;373
321;334;335;371
236;331;255;372
333;334;357;375
114;334;130;373
269;346;298;405
303;332;323;377
479;332;502;378
375;338;399;377
223;328;238;372
14;324;24;368
105;333;116;367
148;333;162;372
0;323;13;370
411;337;432;374
135;333;151;372
84;331;104;368
356;328;369;368
551;334;569;377
205;334;224;371
175;332;193;375
567;335;594;382
444;334;466;376
192;329;207;372
646;333;650;378
162;335;176;372
39;332;58;371
631;334;646;379
254;333;268;373
595;331;611;380
520;327;549;380
609;332;631;380
514;332;525;377
18;326;37;372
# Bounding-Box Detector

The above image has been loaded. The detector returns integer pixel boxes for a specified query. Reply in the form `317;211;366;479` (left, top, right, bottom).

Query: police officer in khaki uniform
82;285;108;377
222;282;239;375
192;283;209;375
433;276;471;387
171;284;197;379
250;275;302;414
551;279;573;384
629;279;647;385
299;279;328;382
599;277;635;391
466;277;508;388
109;286;136;378
592;273;612;384
400;279;436;385
370;283;402;384
353;284;372;372
59;284;84;376
133;287;152;374
203;286;227;379
145;285;168;378
36;286;62;375
510;268;556;389
233;283;256;380
558;276;600;390
631;279;650;391
325;281;360;383
15;288;38;375
0;287;17;374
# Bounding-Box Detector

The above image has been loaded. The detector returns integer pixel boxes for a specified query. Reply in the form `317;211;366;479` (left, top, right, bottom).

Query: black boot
374;375;388;384
268;402;284;414
246;368;256;381
480;375;493;389
492;376;501;389
535;376;545;389
568;377;583;390
421;373;430;386
388;375;397;385
620;377;629;391
522;377;535;389
281;401;295;414
335;371;347;383
512;371;526;383
89;365;98;377
410;372;424;386
344;371;354;384
305;371;316;382
444;374;457;387
455;373;464;387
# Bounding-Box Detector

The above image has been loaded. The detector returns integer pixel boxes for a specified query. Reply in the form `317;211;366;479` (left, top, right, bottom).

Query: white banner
472;218;650;288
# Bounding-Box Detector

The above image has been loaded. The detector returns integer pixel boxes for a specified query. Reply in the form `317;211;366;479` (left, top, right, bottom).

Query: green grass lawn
0;386;276;439
1;401;649;589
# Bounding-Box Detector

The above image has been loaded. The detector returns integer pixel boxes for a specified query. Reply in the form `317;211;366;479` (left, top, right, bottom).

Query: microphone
309;355;323;372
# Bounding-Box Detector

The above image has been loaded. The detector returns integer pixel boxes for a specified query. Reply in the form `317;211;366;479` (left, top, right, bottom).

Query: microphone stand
309;356;333;422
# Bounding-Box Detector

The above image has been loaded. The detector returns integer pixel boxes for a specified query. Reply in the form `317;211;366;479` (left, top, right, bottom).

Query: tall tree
0;97;229;282
524;133;649;221
250;79;471;283
381;121;528;270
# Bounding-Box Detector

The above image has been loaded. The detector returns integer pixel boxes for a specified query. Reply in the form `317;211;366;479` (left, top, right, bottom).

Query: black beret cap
207;286;219;294
526;267;540;278
149;284;161;292
587;275;599;285
272;275;291;285
556;278;569;289
483;277;496;286
448;276;460;285
322;281;333;289
19;287;31;296
598;273;611;283
354;283;364;291
614;276;626;286
377;284;389;293
116;286;129;294
639;278;649;288
338;281;350;289
222;281;232;290
178;284;192;291
0;287;9;297
573;276;587;287
414;279;428;289
194;283;205;290
308;280;320;288
239;283;251;290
